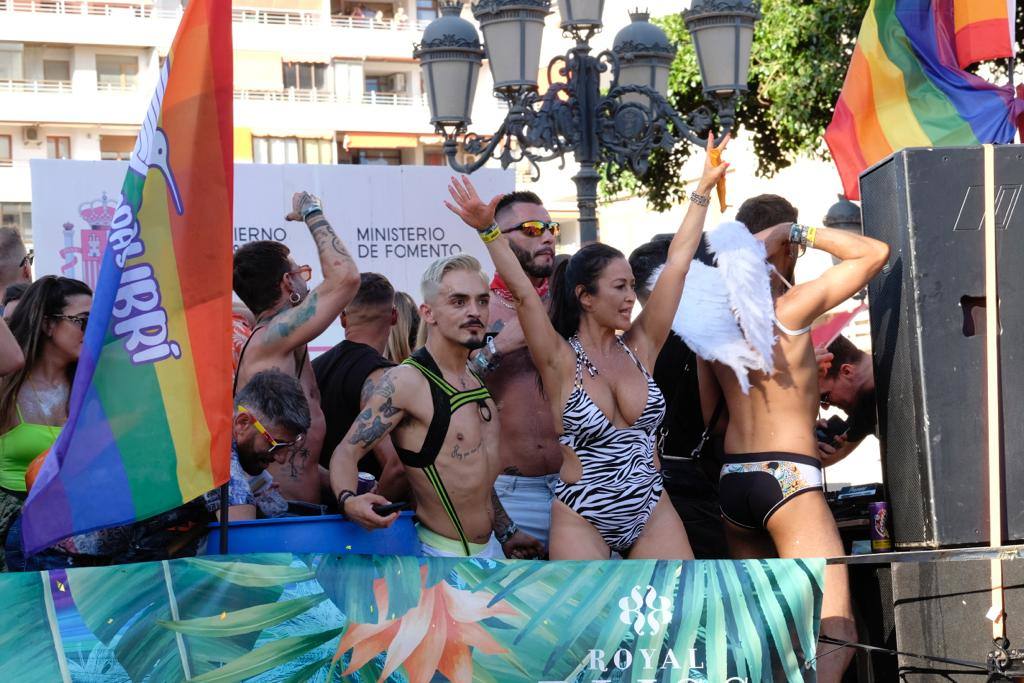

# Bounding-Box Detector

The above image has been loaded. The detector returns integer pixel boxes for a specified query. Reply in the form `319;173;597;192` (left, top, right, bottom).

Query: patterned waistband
721;451;821;469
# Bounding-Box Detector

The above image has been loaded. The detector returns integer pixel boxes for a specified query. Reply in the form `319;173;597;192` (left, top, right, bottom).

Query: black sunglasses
50;313;88;331
20;250;33;268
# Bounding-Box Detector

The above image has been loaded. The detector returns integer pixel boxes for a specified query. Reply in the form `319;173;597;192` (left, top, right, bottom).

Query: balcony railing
235;88;424;107
2;0;179;19
0;79;72;93
96;81;138;93
2;0;432;30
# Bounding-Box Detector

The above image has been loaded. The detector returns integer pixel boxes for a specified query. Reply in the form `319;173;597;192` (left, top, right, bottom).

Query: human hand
444;175;503;231
342;493;398;530
501;529;545;559
817;433;847;464
492;314;526;354
815;349;834;381
285;191;323;222
696;132;730;197
755;221;794;257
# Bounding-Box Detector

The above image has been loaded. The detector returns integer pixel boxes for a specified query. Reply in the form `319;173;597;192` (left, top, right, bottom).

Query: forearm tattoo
268;292;318;342
491;488;513;536
306;213;353;264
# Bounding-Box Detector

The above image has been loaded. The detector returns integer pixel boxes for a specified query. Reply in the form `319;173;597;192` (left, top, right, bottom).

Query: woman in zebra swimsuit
444;136;729;559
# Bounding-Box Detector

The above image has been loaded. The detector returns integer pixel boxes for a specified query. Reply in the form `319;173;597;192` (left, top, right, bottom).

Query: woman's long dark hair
0;276;92;429
548;243;625;339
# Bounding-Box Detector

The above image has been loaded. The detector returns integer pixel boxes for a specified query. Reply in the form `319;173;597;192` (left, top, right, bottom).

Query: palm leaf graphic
189;627;343;682
0;571;66;682
625;561;677;683
159;593;328;637
715;561;761;682
744;560;804;681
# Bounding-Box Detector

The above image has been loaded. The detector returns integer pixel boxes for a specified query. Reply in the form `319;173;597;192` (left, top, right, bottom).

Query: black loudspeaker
860;145;1024;549
891;558;1024;681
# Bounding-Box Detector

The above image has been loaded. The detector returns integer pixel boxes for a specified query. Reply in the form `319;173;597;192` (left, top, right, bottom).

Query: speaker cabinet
860;145;1024;548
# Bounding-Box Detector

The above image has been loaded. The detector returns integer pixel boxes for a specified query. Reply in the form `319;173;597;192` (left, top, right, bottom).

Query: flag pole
218;483;229;554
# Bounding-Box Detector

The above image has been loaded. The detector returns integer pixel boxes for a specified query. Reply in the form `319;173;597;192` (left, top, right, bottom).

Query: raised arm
761;223;890;330
330;366;413;530
630;134;729;363
444;176;571;390
262;192;361;353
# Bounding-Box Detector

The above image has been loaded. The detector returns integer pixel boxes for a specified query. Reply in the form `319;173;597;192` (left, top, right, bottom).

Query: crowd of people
0;138;890;681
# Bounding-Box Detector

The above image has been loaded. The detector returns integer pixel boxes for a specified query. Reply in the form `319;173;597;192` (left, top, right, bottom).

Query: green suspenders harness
396;348;491;556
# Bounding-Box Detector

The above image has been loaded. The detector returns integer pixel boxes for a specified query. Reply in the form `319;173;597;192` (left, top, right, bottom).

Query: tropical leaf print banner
0;555;823;682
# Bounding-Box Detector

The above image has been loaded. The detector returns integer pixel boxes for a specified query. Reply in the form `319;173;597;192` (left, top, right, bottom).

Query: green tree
600;0;867;211
602;1;1024;212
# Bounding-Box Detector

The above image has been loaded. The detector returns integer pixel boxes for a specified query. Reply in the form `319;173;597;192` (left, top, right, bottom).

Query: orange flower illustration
334;565;518;683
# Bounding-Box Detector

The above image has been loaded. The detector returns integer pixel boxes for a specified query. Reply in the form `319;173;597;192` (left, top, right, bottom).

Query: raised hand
696;132;730;196
285;191;323;222
443;175;503;231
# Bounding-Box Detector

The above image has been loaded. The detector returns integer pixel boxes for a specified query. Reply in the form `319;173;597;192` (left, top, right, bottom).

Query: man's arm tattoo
359;376;377;407
348;415;392;448
307;213;353;261
491;488;514;536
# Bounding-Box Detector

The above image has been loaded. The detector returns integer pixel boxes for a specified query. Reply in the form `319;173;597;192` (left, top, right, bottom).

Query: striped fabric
22;0;233;553
825;0;1021;199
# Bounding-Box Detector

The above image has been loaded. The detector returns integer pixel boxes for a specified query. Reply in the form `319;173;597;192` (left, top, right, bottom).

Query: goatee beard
461;338;486;350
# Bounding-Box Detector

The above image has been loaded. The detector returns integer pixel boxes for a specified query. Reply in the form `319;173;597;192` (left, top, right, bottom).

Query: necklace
491;288;517;310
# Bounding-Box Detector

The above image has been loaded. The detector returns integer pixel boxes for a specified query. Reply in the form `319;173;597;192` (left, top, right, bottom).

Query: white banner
30;160;512;351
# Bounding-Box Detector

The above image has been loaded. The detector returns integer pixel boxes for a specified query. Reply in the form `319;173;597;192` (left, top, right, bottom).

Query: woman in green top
0;276;91;570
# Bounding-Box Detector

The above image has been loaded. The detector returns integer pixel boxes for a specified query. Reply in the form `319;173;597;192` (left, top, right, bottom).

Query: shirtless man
233;192;360;506
471;191;557;555
331;254;532;558
699;195;889;682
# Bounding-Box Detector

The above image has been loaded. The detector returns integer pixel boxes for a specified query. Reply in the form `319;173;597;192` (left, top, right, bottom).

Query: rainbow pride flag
825;0;1021;200
21;0;234;553
954;0;1015;69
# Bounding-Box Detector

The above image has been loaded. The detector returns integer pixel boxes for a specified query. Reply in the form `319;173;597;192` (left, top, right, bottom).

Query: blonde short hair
420;254;489;303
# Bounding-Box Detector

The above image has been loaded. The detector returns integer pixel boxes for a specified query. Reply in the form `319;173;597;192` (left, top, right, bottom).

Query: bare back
711;325;820;458
236;324;326;502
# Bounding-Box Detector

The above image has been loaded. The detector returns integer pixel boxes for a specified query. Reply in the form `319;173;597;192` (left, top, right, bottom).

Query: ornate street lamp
416;0;761;243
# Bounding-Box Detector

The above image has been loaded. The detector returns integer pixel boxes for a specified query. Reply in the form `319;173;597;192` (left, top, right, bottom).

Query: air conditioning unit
22;126;41;145
391;73;407;92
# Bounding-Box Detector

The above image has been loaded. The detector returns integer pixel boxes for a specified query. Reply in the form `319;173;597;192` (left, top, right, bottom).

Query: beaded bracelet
479;223;501;243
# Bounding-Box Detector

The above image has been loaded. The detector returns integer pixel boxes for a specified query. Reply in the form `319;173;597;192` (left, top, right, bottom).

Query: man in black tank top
327;255;540;559
313;273;405;499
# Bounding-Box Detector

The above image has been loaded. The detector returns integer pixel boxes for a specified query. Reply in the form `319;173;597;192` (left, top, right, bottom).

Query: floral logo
334;565;518;682
618;585;673;636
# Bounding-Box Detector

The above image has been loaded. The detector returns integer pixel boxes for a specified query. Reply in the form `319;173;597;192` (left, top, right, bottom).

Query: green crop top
0;406;61;492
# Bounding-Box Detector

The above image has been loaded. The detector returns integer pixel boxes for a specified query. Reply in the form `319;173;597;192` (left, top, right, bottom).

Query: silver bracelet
689;191;710;207
496;521;519;544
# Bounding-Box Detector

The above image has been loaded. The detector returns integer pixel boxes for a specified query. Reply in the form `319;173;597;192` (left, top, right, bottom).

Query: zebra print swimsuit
556;335;667;554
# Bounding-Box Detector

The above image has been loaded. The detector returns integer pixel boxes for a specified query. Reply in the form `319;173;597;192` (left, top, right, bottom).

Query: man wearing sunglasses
205;370;312;521
0;228;32;317
233;192;360;510
461;191;559;556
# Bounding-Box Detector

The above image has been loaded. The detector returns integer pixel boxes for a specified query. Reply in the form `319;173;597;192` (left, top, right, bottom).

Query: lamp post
415;0;760;243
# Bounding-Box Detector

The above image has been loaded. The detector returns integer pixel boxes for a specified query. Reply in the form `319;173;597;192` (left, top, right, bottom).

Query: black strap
233;324;308;397
688;396;726;459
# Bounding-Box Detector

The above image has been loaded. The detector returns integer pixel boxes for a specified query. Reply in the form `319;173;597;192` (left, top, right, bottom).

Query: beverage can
357;472;377;495
869;501;892;552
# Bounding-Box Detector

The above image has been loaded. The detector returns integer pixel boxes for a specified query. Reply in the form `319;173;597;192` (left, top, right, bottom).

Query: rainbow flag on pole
825;0;1021;199
954;0;1016;69
22;0;234;553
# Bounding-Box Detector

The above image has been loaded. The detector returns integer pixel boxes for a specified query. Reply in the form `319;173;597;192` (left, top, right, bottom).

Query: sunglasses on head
49;313;88;331
238;405;303;454
503;220;560;238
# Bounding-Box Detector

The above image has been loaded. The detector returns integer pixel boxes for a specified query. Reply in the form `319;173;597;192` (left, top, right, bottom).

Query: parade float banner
0;554;824;682
21;0;234;553
825;0;1021;200
30;161;513;354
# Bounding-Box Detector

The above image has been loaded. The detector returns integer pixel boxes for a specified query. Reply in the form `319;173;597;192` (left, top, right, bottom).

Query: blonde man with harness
330;254;538;558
